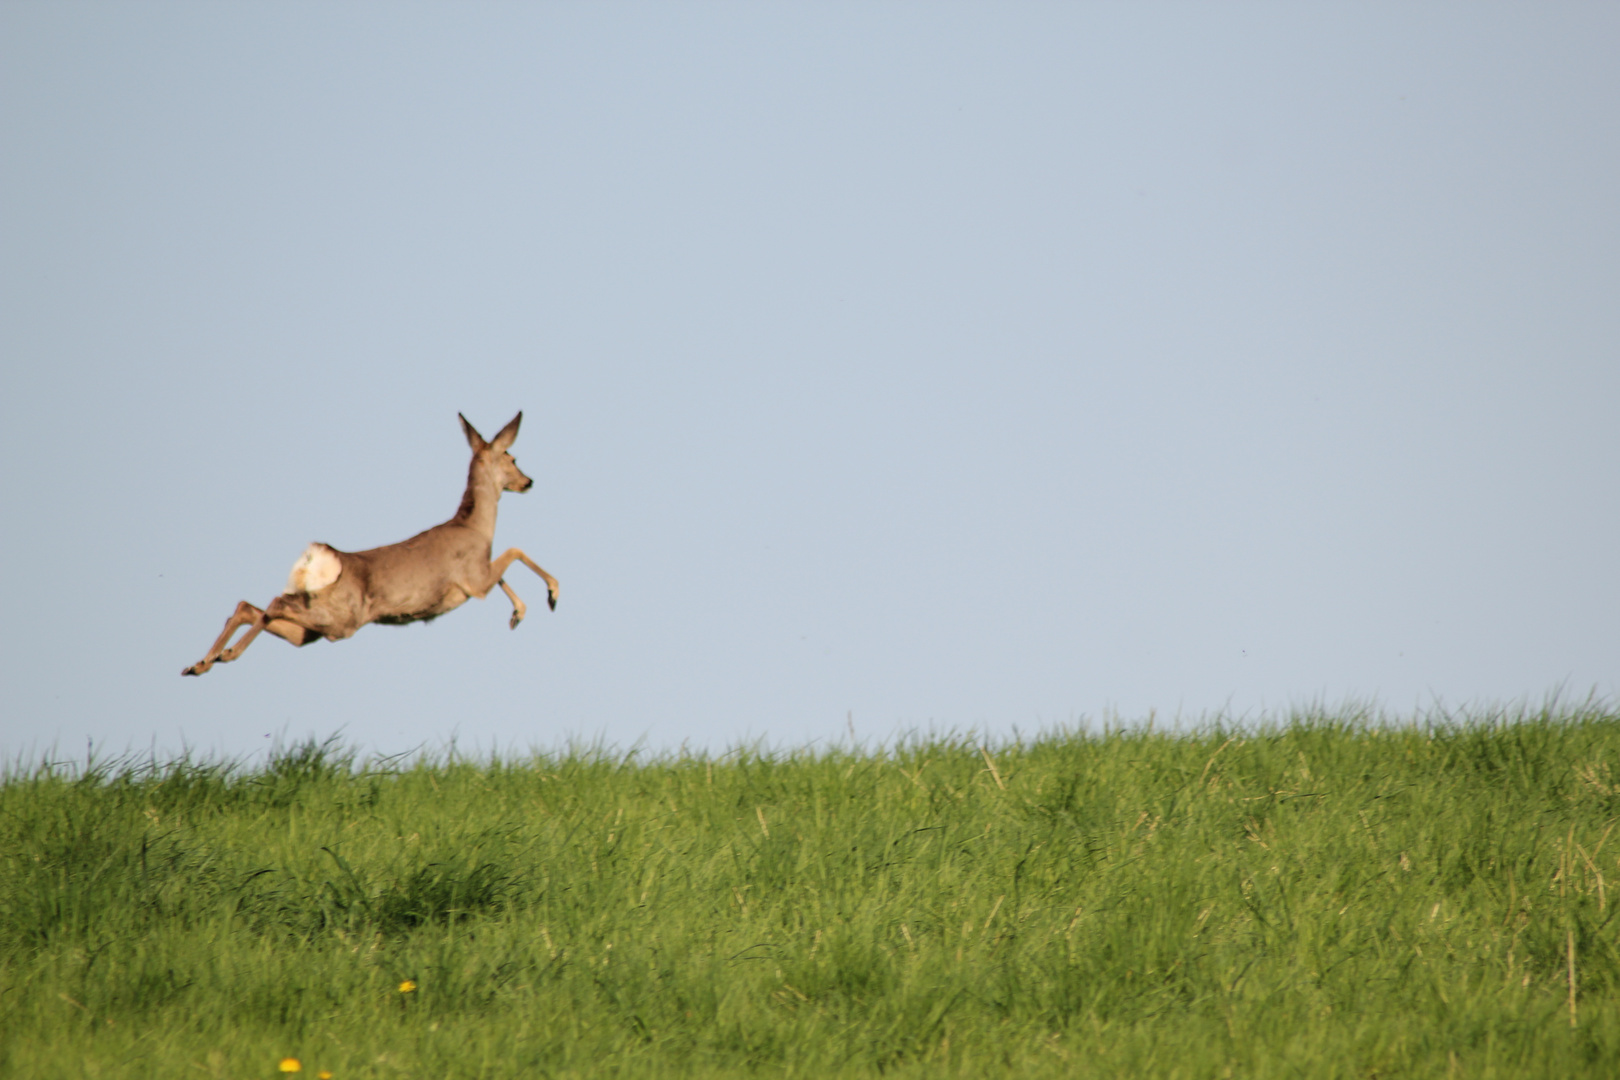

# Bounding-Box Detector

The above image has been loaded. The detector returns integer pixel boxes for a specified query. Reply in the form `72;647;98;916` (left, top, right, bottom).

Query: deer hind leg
183;600;265;675
489;548;559;612
182;599;321;676
220;615;319;660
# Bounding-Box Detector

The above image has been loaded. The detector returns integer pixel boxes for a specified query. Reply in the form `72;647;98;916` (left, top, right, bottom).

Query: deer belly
372;586;471;625
426;587;472;616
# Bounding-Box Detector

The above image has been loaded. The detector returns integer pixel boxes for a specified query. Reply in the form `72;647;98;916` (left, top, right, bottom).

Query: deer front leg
489;548;559;611
499;579;526;630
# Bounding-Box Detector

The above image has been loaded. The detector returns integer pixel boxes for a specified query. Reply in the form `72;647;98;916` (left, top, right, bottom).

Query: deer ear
459;413;487;452
491;411;522;452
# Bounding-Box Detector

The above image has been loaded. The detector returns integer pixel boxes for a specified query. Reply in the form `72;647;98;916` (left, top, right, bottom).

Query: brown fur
182;412;558;676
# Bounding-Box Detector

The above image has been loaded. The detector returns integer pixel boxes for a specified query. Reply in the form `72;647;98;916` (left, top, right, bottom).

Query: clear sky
2;4;1617;764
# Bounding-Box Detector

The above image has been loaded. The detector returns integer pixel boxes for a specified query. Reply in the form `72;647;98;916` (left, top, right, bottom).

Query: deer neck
452;458;504;540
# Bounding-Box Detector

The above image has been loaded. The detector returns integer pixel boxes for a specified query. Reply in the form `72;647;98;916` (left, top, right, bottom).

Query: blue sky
2;4;1617;763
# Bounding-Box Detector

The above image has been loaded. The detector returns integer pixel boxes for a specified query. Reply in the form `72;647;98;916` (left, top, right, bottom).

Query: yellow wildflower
317;1072;333;1079
398;979;417;994
278;1059;302;1073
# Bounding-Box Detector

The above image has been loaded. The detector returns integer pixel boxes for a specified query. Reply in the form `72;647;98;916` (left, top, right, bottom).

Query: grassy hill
4;706;1620;1078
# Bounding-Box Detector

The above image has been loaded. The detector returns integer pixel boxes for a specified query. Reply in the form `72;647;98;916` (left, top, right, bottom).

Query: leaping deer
182;412;558;676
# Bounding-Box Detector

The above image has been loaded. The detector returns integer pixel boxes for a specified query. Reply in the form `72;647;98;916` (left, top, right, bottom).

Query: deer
182;412;557;676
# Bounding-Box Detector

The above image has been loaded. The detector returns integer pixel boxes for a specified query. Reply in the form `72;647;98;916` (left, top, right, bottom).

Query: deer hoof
182;662;206;676
509;613;523;630
547;594;557;611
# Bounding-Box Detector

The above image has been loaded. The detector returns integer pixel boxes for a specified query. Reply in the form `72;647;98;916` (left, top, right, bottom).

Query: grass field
4;705;1620;1078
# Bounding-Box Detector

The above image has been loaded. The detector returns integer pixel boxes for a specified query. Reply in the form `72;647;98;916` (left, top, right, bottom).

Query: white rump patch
284;543;342;596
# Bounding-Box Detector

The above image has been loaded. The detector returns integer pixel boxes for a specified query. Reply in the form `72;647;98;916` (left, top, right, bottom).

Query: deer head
460;411;533;493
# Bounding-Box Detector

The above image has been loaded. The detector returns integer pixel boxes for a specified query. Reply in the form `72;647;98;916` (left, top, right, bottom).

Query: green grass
5;705;1620;1078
